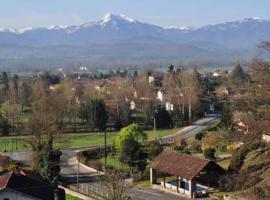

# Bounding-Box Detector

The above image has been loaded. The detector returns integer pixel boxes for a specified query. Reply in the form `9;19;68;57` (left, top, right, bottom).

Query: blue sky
1;0;270;28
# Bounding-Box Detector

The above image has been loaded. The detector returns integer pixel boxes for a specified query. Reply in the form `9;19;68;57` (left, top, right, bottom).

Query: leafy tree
119;138;147;174
204;148;216;161
1;72;9;97
28;100;62;184
42;72;60;85
8;74;20;104
0;101;21;135
168;65;175;74
148;141;163;160
116;124;147;150
37;150;62;184
80;98;108;131
155;106;173;129
221;103;233;129
228;64;248;85
95;100;108;131
19;81;31;111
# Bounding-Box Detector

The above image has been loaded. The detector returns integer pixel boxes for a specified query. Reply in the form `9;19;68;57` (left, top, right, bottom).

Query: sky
1;0;270;28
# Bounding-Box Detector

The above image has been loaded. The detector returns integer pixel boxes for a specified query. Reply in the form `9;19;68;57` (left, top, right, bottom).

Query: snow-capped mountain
0;14;270;70
1;14;269;48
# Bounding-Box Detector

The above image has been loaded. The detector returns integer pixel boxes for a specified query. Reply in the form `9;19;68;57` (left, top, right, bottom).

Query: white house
262;134;270;143
130;101;136;110
157;90;163;102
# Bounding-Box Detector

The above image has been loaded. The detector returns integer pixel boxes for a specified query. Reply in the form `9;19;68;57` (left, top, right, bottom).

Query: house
262;133;270;143
148;150;225;199
0;170;65;200
130;101;136;110
148;72;164;87
157;90;163;102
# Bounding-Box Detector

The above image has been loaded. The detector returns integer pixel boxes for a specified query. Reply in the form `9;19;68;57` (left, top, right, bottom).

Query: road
160;116;219;144
128;187;188;200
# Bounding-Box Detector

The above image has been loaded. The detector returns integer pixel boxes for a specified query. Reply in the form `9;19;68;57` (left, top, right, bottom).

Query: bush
147;141;163;160
229;140;264;171
86;160;103;171
204;148;216;161
174;145;191;155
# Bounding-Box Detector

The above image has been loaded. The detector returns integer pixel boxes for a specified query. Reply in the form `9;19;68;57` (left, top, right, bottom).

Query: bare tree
90;170;132;200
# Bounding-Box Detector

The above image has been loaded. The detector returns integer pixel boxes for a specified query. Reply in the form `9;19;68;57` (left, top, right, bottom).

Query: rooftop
149;150;223;180
0;171;65;200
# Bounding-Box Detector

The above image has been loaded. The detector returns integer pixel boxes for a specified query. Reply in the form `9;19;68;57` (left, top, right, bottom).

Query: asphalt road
160;117;219;144
128;188;188;200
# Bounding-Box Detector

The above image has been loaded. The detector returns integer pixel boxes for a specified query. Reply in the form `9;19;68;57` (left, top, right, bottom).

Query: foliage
95;100;109;131
80;98;108;131
204;148;216;161
228;140;263;172
228;64;248;85
174;145;191;155
37;150;62;184
155;106;173;129
147;141;163;160
220;103;233;129
203;131;228;153
66;194;83;200
116;124;147;150
119;138;147;173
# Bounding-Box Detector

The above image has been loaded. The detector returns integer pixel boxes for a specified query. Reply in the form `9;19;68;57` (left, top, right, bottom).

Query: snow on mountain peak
101;13;137;24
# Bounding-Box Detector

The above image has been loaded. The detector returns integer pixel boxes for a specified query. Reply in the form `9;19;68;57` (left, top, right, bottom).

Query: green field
66;194;82;200
0;128;180;152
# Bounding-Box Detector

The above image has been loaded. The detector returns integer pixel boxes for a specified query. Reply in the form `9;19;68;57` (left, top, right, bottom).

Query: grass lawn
218;157;231;170
66;194;82;200
100;154;130;172
146;128;180;140
0;128;180;152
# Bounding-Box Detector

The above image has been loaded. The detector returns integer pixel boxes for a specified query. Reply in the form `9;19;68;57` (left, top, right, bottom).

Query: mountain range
1;13;270;71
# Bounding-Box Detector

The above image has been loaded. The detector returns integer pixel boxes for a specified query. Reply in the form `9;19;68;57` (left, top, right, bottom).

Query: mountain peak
101;13;137;24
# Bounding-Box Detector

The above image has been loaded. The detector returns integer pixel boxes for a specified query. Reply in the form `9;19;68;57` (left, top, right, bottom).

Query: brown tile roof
148;150;211;180
0;171;65;200
0;172;12;190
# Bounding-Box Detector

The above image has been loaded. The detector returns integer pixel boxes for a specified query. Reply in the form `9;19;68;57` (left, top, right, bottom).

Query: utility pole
202;136;205;156
104;129;107;174
77;160;79;192
154;117;157;141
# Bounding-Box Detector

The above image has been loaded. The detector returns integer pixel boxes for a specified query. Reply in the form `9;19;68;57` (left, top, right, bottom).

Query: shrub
204;148;216;161
148;141;163;160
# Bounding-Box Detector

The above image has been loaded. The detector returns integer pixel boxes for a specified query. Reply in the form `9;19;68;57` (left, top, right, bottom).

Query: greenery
119;138;147;173
66;194;83;200
155;106;173;129
116;123;147;150
0;128;180;152
204;148;216;161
